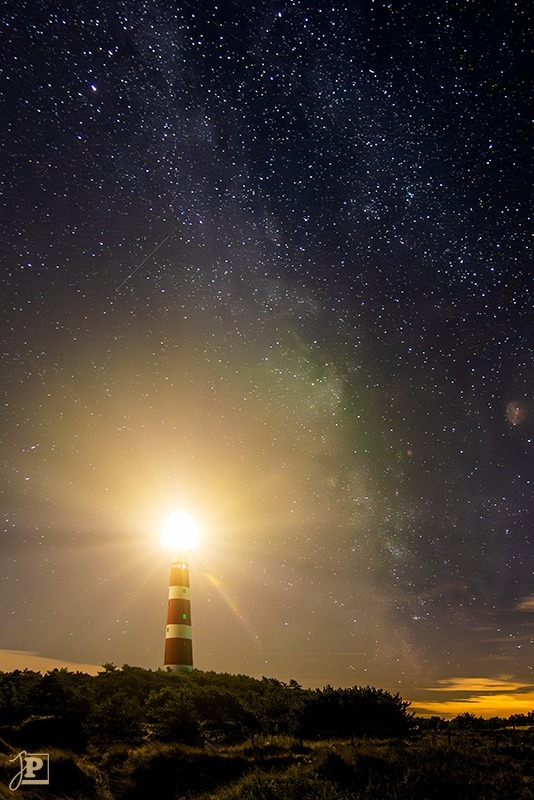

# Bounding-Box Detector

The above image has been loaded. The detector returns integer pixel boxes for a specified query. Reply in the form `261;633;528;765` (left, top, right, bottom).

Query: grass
192;736;534;800
0;733;532;799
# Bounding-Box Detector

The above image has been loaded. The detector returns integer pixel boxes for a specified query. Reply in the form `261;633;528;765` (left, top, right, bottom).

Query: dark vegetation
0;665;532;798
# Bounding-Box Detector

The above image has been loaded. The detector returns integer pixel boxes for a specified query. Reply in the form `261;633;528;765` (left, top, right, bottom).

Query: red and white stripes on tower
164;557;193;671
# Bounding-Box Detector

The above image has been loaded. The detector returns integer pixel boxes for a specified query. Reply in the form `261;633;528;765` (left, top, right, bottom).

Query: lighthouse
162;512;198;672
164;556;193;671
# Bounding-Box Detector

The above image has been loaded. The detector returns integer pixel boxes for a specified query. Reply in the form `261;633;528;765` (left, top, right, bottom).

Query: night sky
1;0;532;717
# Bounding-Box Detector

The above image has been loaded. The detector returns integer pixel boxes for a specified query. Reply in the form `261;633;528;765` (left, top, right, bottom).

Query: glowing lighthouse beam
162;511;199;555
162;512;198;672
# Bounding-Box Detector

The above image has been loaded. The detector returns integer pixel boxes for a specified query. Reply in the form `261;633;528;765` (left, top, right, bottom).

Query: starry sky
1;0;532;717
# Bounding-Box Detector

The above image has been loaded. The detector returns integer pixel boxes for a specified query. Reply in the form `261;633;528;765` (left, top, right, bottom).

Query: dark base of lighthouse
164;638;193;672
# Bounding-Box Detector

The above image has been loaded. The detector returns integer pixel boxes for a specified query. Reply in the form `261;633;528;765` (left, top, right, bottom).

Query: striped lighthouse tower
164;554;193;671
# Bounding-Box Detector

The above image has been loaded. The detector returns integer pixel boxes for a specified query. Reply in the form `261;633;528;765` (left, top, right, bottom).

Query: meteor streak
115;234;172;292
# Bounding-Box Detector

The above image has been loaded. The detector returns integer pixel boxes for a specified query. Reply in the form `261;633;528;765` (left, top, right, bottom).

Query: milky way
0;1;531;714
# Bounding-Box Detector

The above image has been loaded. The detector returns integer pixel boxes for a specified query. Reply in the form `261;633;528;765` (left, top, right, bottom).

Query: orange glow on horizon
411;677;534;718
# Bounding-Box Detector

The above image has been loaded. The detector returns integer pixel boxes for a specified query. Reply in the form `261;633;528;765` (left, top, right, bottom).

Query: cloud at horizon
0;649;101;676
411;676;534;718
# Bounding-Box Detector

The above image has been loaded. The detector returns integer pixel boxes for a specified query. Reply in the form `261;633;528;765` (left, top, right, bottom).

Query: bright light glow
162;512;199;552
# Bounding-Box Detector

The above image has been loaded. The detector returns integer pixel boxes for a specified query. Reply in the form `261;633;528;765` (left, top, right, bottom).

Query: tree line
0;665;531;750
0;665;412;748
